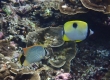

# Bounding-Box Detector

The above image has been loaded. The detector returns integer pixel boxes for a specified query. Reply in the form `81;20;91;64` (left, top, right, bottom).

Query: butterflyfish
19;45;49;66
62;20;94;42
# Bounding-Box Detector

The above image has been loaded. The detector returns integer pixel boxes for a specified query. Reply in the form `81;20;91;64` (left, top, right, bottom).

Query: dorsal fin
22;48;28;55
22;43;38;55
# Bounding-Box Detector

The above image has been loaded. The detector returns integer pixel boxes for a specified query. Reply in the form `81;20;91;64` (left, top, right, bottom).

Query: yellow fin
75;40;82;42
23;60;30;66
63;34;70;41
23;44;38;55
18;54;22;65
22;48;28;55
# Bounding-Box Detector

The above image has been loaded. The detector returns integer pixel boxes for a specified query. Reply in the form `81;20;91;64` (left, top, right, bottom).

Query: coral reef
0;0;110;80
0;26;77;79
55;72;72;80
80;0;105;12
70;39;110;80
59;0;88;15
82;0;110;14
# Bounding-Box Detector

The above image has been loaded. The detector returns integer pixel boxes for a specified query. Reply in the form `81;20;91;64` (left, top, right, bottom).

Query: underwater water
0;0;110;80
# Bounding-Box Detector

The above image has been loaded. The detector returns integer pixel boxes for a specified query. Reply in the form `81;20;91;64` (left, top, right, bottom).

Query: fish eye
73;23;77;28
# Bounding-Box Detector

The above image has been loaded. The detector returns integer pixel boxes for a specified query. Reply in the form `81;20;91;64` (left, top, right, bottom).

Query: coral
0;40;15;57
11;4;33;14
46;69;72;80
80;0;105;12
26;27;50;46
35;65;51;80
25;26;77;72
2;4;13;15
80;0;110;14
9;0;28;3
62;42;77;72
0;52;53;80
70;39;110;80
0;32;3;39
40;1;60;10
48;58;66;68
55;72;72;80
30;71;41;80
2;0;110;16
59;0;110;15
25;26;76;72
26;26;64;47
44;27;64;47
59;1;88;15
4;76;15;80
1;0;110;80
48;41;77;72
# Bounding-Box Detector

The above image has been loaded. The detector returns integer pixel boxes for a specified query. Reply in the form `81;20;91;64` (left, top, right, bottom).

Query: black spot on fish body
73;23;77;28
20;54;25;65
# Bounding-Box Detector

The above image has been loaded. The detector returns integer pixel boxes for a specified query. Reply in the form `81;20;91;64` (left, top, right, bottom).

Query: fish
62;20;94;42
19;45;48;66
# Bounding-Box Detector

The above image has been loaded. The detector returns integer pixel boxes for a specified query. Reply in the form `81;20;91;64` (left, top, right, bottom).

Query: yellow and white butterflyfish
62;20;94;42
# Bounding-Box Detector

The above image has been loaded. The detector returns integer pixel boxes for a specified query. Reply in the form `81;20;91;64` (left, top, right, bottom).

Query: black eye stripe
63;28;65;35
44;48;47;55
20;54;25;65
73;23;77;28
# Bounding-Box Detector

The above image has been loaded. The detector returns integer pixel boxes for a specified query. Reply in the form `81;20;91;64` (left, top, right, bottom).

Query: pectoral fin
62;34;70;41
23;44;38;55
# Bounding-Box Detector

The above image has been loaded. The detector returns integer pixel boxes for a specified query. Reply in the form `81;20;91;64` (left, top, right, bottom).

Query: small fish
62;20;94;42
19;45;48;66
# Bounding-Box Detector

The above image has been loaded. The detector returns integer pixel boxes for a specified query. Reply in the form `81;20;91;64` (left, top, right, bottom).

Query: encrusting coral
59;0;110;15
48;58;66;68
80;0;105;12
59;0;88;15
80;0;110;14
48;42;77;72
